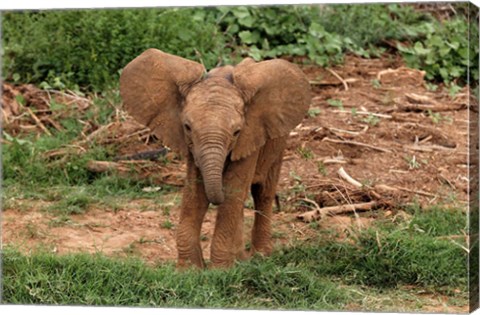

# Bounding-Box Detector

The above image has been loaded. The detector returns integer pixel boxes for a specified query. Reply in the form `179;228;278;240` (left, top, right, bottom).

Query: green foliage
2;4;477;89
318;4;434;58
208;5;344;65
2;8;224;91
327;98;344;109
361;114;380;126
398;17;478;83
307;107;321;118
296;146;314;160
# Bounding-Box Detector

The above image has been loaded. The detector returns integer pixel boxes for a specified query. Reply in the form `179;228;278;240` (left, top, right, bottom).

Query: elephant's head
120;49;311;205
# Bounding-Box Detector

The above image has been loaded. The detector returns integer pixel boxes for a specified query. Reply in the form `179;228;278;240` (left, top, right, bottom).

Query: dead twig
328;127;364;136
25;107;52;136
309;77;358;86
403;144;457;153
375;184;436;198
42;116;64;132
322;137;393;153
332;109;392;119
377;67;426;81
114;148;169;161
326;68;349;91
322;158;347;165
397;102;464;112
297;200;377;223
337;167;363;188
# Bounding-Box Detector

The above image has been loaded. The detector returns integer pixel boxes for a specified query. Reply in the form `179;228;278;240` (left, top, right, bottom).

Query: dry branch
322;137;393;153
375;184;436;198
403;144;457;153
397;102;464;112
114;148;168;161
309;77;357;87
337;167;363;188
326;68;349;91
332;109;392;119
322;158;347;165
376;67;426;81
396;93;465;112
405;93;435;104
87;160;185;186
25;107;52;136
328;127;364;136
297;200;377;222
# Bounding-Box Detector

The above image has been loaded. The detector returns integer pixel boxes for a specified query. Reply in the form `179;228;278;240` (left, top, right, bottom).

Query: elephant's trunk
197;133;228;205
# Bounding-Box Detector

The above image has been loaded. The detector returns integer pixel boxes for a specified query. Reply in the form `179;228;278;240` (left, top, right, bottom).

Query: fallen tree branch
26;107;52;136
403;144;457;153
377;67;426;81
114;148;169;161
375;184;436;198
328;127;365;136
337;167;363;188
332;109;392;119
297;200;378;222
322;158;347;165
86;160;185;186
322;137;393;153
326;68;349;91
309;78;358;86
397;102;464;112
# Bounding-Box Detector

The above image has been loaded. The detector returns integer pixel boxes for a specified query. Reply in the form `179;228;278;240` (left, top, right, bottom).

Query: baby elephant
120;49;311;268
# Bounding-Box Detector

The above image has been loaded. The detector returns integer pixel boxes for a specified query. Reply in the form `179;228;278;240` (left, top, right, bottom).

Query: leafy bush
207;5;344;65
2;8;225;91
2;4;477;90
398;17;478;83
318;4;435;57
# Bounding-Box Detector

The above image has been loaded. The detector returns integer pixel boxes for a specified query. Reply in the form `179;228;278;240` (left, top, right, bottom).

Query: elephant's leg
176;156;209;269
210;153;258;268
250;153;284;256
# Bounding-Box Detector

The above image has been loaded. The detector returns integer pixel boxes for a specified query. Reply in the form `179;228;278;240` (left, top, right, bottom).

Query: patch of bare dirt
2;198;319;264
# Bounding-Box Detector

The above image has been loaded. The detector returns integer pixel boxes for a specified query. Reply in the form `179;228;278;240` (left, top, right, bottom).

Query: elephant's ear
120;48;205;156
231;58;311;160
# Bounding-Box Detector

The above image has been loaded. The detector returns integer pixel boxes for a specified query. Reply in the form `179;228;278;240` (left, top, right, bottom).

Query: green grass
2;206;468;310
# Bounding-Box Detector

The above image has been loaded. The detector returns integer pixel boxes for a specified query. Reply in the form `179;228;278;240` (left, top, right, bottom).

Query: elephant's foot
210;256;235;269
210;247;248;268
176;257;205;270
250;240;273;257
236;249;252;261
176;243;206;269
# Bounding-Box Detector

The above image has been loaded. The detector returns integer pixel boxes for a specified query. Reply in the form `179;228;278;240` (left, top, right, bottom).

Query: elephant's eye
184;123;192;133
233;129;241;137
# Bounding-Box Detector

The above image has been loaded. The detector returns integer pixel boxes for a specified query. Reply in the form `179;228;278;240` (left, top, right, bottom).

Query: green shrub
2;8;225;91
398;17;478;83
209;6;340;65
318;4;435;57
2;5;477;90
